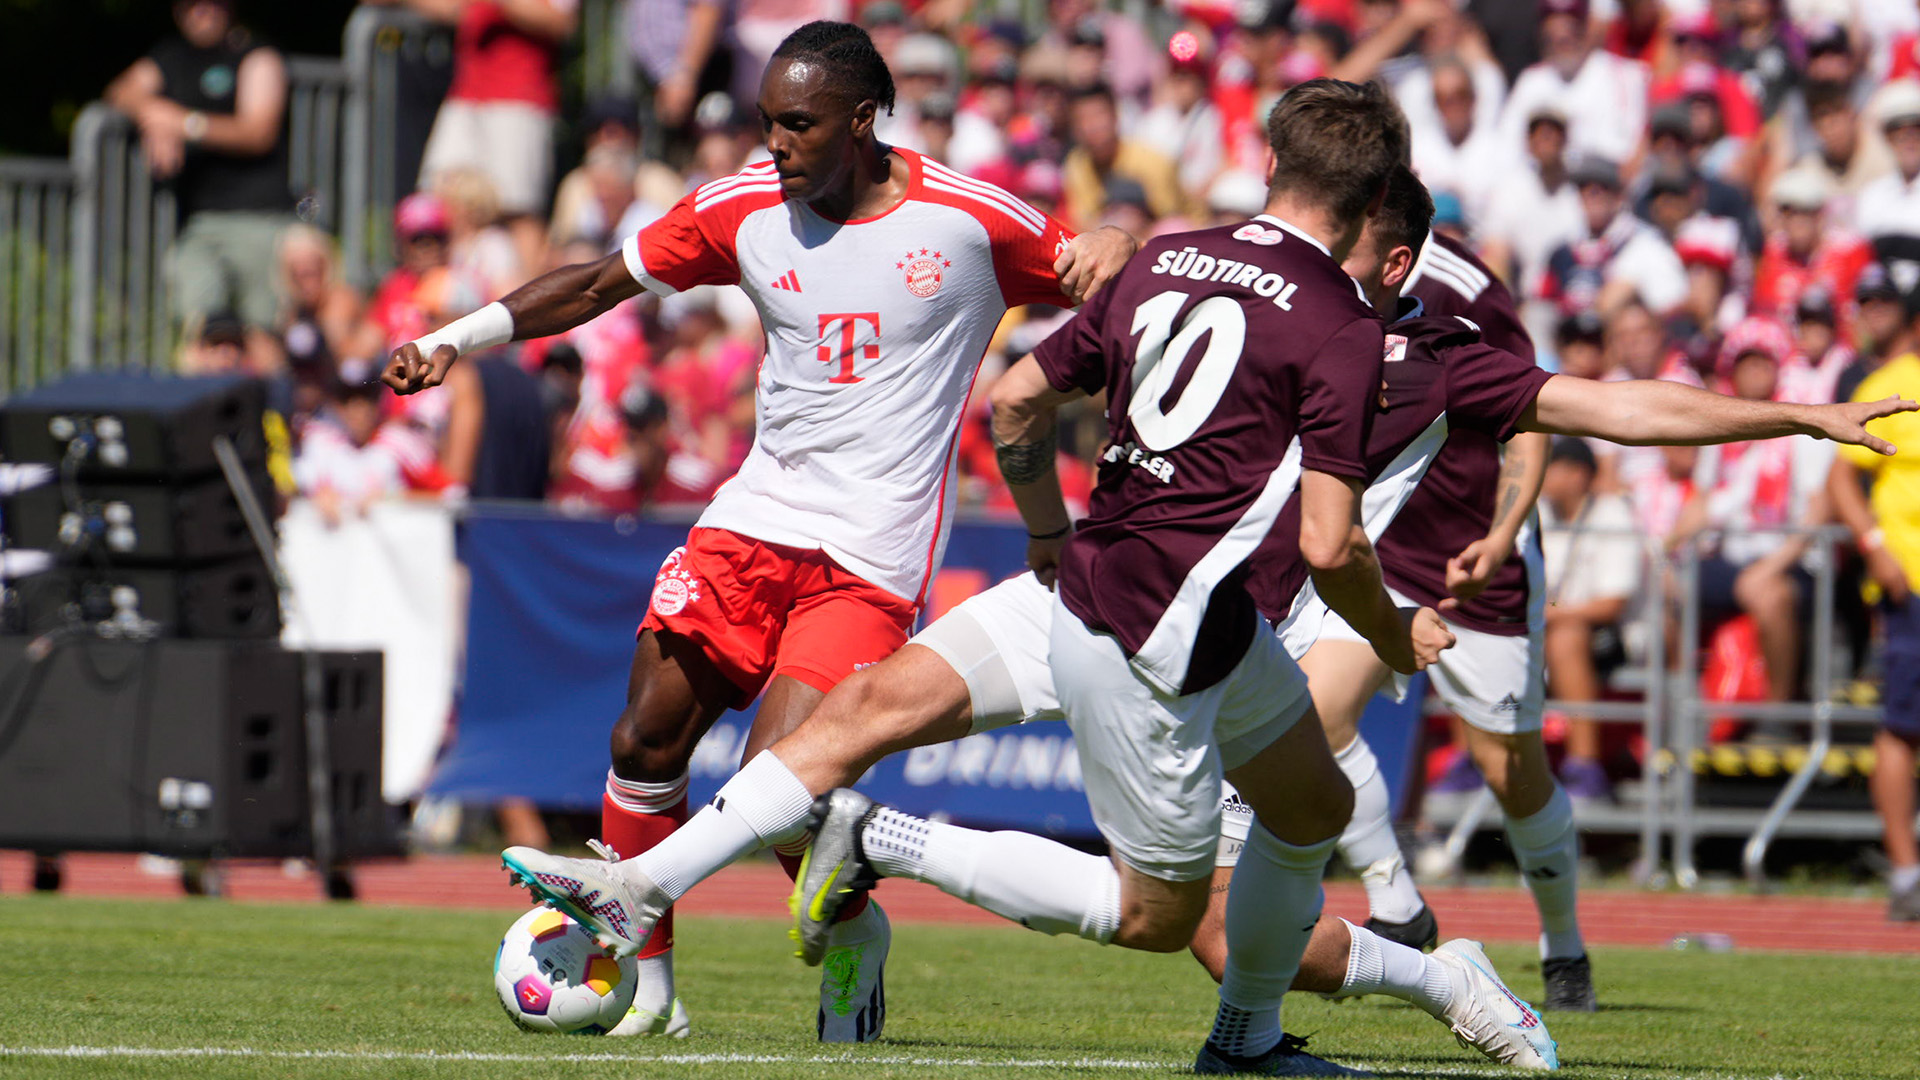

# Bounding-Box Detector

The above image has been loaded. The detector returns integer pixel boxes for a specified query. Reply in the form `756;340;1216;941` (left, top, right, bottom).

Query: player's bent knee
1112;868;1209;952
608;711;701;782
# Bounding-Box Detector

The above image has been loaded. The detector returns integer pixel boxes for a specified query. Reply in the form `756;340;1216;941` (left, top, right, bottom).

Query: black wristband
1028;525;1071;541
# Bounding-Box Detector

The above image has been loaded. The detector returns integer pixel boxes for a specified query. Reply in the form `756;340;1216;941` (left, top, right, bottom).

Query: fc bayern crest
898;249;951;298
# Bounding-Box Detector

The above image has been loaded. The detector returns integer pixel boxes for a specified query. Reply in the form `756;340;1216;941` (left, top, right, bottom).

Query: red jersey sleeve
1298;317;1382;481
991;210;1077;308
620;164;781;296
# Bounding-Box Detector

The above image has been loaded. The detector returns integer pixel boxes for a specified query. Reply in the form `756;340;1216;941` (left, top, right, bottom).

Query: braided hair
770;21;896;116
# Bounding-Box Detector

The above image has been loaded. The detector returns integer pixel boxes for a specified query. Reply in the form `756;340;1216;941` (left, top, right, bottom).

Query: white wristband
408;301;515;360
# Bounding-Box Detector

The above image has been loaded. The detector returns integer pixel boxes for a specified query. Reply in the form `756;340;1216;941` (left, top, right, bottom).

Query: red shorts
640;527;917;703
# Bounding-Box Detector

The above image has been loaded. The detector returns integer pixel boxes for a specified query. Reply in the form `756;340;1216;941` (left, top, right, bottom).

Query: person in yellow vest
1830;333;1920;921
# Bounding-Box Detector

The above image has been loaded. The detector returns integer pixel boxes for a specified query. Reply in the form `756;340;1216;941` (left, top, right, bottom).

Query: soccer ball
493;907;637;1034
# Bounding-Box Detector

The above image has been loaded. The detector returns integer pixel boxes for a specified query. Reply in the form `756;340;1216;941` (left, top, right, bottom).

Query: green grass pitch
3;895;1913;1079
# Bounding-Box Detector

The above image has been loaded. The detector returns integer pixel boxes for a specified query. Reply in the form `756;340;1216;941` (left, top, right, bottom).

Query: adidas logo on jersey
1493;693;1523;714
771;270;802;292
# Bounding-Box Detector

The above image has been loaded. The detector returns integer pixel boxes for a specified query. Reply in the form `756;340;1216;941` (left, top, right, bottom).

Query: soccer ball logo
494;907;638;1034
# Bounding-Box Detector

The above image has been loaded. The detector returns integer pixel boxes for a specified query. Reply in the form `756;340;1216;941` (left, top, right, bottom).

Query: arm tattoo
1493;450;1524;526
995;425;1059;486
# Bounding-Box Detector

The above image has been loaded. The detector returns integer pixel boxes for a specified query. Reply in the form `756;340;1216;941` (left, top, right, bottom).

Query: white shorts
1050;593;1313;882
419;99;556;216
1289;586;1543;735
909;572;1061;734
1275;584;1410;702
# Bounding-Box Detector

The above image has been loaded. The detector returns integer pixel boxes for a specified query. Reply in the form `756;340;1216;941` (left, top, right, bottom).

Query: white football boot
607;996;691;1038
501;841;668;959
1430;939;1559;1069
817;900;889;1043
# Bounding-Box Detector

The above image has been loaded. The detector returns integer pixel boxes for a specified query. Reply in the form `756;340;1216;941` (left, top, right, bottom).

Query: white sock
1337;919;1454;1017
1505;784;1583;960
1217;822;1336;1056
636;949;675;1011
1893;865;1920;893
861;808;1121;942
1335;737;1424;923
627;751;816;901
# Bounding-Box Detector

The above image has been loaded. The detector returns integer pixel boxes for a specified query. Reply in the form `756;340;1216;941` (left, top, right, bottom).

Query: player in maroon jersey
797;80;1444;1075
1195;165;1917;1020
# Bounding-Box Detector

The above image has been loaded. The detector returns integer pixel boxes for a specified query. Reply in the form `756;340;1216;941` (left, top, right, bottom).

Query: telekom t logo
817;312;880;385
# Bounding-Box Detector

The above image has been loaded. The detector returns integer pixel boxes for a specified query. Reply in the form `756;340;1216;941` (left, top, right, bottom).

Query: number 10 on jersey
818;312;881;385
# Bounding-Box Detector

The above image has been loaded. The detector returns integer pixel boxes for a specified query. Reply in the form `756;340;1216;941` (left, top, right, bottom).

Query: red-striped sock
604;770;690;959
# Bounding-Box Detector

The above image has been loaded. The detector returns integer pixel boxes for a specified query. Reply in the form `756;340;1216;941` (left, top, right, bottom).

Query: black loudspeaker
0;637;396;858
0;373;266;480
3;471;274;564
12;559;280;639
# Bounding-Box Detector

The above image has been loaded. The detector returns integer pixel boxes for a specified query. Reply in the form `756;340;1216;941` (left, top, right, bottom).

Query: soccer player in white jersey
383;21;1135;1042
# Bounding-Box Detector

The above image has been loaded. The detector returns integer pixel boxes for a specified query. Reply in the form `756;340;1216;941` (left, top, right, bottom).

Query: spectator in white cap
1672;211;1744;333
1856;81;1920;306
874;32;957;151
1752;167;1873;342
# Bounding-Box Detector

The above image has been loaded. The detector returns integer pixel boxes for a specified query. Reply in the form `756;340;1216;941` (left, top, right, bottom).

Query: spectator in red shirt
402;0;578;267
365;193;454;358
645;287;756;505
1751;167;1874;344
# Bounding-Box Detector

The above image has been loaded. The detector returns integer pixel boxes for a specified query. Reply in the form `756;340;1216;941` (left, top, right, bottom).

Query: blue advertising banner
429;505;1425;834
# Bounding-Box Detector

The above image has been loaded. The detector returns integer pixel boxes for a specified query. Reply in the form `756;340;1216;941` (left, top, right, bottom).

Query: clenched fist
383;342;458;395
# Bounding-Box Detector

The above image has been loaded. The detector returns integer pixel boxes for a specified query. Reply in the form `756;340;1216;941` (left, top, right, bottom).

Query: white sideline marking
0;1046;1165;1069
0;1046;1805;1079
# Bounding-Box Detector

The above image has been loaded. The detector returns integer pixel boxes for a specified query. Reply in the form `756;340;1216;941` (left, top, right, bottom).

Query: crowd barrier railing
340;5;449;289
1430;521;1892;890
0;155;75;392
1665;524;1887;889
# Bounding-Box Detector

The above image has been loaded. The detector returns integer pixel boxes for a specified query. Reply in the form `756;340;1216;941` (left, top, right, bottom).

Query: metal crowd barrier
0;155;74;391
1666;524;1887;889
0;9;426;384
67;103;175;375
341;5;449;289
1428;521;1891;890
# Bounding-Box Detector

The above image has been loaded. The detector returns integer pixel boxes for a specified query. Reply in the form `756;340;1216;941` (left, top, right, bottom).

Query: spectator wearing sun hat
1753;167;1873;342
1856;81;1920;307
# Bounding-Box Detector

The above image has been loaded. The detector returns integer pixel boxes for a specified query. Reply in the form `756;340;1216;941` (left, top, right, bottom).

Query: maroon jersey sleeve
1464;275;1535;364
1297;316;1385;480
1441;339;1555;441
1030;283;1116;395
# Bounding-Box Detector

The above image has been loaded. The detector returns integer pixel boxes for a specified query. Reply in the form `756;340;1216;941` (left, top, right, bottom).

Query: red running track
3;850;1912;955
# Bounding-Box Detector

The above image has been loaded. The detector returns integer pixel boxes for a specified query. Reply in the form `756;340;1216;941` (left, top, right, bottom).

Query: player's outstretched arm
1053;226;1138;304
1444;430;1548;606
1522;375;1920;454
1300;470;1454;674
990;355;1087;585
383;252;643;395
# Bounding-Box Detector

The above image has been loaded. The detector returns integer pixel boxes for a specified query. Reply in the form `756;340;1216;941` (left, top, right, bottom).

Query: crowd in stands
112;1;1920;761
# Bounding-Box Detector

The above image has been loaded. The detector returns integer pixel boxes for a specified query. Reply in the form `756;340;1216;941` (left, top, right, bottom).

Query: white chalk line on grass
4;1046;1162;1069
0;1046;1811;1079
